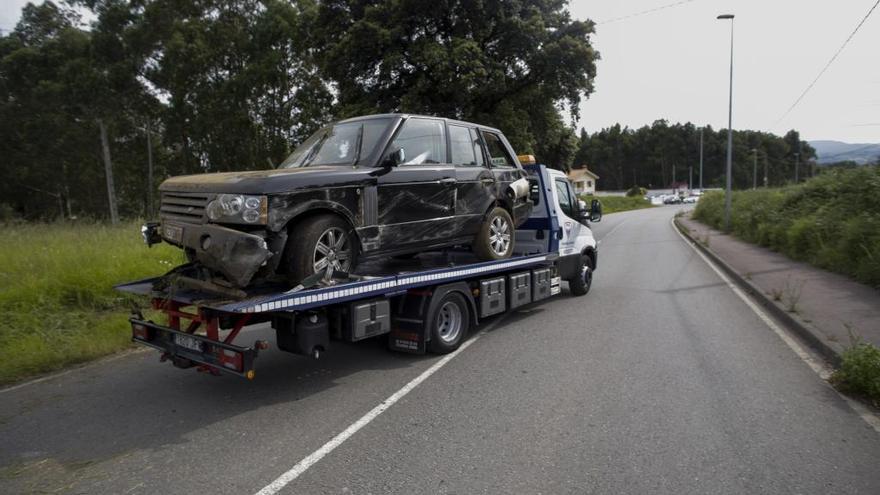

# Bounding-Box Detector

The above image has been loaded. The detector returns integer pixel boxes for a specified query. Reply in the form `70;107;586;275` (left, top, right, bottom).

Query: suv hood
159;166;377;195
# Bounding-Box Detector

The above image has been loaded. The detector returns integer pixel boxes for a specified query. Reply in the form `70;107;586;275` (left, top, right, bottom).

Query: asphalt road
2;206;879;494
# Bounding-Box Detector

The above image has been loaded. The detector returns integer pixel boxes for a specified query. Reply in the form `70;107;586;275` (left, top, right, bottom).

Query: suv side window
449;125;478;166
470;128;486;167
389;118;447;165
481;131;515;168
555;179;575;218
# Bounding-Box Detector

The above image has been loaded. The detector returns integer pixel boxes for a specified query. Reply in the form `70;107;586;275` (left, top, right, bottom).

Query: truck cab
516;162;600;295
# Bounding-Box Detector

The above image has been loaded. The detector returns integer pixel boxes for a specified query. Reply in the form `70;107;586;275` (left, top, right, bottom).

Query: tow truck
115;163;602;379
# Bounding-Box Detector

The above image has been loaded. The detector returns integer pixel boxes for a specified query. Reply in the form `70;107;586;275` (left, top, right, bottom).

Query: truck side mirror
384;147;405;167
590;199;602;222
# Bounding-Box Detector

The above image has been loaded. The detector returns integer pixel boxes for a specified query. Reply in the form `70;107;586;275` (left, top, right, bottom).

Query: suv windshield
280;118;392;168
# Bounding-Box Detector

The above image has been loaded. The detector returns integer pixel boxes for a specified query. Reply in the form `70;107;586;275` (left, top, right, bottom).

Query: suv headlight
206;194;268;224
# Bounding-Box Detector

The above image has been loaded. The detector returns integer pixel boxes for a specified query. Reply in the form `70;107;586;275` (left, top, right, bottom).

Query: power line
597;0;701;25
773;0;880;129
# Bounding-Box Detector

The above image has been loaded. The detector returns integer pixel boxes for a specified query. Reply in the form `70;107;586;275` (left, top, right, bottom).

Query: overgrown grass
0;222;182;384
692;166;880;288
586;195;654;214
831;337;880;406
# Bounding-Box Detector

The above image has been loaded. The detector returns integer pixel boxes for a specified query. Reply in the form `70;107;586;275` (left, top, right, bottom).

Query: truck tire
428;292;470;354
284;214;358;284
568;254;592;296
473;207;514;261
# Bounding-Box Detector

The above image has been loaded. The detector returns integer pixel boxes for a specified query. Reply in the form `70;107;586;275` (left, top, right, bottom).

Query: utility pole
146;121;154;216
794;152;800;183
717;13;735;231
699;127;704;190
764;154;769;187
689;165;693;190
751;148;758;189
98;119;119;225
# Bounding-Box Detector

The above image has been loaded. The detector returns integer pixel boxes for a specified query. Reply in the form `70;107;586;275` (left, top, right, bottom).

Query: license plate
163;224;183;243
174;334;203;352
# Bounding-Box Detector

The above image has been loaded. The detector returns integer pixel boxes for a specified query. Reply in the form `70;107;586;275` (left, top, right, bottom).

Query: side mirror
385;147;405;167
590;199;602;222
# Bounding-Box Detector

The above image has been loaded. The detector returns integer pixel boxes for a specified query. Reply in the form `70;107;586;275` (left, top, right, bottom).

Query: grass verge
586;195;654;214
692;166;880;288
831;336;880;407
0;221;182;385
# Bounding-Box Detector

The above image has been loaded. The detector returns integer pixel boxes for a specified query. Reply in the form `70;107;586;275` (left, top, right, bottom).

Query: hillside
810;140;880;164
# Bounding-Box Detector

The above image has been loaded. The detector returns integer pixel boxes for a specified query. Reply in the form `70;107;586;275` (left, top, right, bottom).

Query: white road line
254;326;492;495
671;218;880;434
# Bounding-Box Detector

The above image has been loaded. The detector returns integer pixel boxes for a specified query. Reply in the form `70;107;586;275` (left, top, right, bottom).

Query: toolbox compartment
531;267;552;302
508;271;532;309
479;277;507;318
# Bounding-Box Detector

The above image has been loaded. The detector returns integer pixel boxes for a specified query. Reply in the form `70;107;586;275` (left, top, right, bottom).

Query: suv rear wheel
285;214;358;283
473;207;514;261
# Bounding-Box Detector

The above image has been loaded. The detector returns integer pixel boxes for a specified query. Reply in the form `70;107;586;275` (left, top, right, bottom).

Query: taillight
132;323;151;340
216;347;243;372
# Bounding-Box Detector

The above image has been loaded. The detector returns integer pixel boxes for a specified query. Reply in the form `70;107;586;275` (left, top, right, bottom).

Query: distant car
683;196;699;204
664;195;682;205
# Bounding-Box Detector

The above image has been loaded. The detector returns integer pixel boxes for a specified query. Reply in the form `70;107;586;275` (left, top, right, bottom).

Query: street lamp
751;148;757;189
718;13;734;231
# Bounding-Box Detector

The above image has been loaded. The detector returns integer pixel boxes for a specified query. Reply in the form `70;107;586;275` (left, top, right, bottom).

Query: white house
567;167;600;195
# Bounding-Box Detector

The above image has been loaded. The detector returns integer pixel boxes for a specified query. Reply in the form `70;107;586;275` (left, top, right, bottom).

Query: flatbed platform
116;252;556;314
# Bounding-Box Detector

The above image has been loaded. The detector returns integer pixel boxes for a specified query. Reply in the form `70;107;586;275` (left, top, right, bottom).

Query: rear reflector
132;323;150;340
217;348;243;371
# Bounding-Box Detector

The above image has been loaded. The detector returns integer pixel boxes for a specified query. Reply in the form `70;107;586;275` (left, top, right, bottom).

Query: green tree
313;0;598;168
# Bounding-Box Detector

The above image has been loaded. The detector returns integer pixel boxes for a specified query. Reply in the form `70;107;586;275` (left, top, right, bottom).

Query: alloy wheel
489;216;511;256
313;227;352;273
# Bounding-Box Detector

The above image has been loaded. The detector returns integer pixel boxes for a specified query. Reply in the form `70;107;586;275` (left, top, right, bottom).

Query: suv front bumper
148;221;271;287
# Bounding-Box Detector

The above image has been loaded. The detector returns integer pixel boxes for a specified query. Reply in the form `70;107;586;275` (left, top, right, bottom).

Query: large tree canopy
314;0;598;161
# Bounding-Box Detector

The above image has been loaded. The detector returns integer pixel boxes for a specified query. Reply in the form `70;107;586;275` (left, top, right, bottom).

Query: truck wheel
473;207;514;261
285;214;358;284
428;292;470;354
568;254;592;296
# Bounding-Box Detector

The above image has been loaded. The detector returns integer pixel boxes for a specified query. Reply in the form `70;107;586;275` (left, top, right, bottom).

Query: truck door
553;177;585;257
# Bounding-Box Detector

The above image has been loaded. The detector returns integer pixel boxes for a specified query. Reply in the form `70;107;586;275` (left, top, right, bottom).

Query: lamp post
717;13;734;231
751;148;757;189
699;127;704;191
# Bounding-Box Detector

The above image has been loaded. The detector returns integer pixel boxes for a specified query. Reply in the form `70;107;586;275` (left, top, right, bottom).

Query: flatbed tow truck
115;164;601;379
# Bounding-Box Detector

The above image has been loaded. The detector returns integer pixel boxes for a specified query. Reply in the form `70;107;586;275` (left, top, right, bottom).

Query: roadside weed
831;329;880;406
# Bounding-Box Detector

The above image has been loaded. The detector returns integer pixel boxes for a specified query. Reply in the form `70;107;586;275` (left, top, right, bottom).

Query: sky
569;0;880;143
1;0;878;143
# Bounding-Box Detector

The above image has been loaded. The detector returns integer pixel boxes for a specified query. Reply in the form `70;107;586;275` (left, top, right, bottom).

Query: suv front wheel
285;214;358;283
473;207;514;261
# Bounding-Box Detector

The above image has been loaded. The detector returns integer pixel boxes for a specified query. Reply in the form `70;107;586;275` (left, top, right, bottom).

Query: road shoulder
674;212;880;365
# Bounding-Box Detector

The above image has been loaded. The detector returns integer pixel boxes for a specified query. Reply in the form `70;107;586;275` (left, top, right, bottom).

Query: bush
625;186;647;197
831;339;880;405
692;166;880;288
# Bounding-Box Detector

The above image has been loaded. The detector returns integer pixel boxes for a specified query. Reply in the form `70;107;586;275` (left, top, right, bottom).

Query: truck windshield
280;118;392;168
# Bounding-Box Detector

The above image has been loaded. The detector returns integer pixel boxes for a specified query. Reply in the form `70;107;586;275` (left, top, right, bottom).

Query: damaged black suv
147;114;532;288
